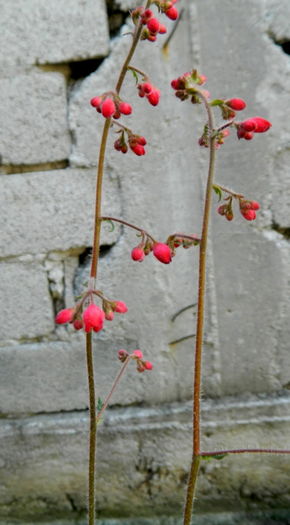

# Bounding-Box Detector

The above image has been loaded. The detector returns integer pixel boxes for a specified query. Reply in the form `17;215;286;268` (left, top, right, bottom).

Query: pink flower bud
73;319;83;330
101;98;116;118
130;143;146;156
240;119;257;132
226;98;246;111
250;200;260;210
119;101;132;115
250;117;272;133
105;311;114;321
147;17;160;34
159;23;167;34
147;34;157;42
165;6;179;20
147;89;160;106
90;96;102;108
244;131;254;140
153;243;172;264
141;9;153;24
142;82;153;94
241;209;256;221
137;136;147;145
55;308;74;324
82;304;105;333
114;301;128;313
118;349;129;362
131;246;145;261
132;350;143;359
144;360;153;370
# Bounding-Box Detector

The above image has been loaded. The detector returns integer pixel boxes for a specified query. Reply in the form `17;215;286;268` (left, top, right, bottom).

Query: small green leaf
97;397;103;411
130;69;139;84
212;184;223;202
202;453;228;461
209;99;224;106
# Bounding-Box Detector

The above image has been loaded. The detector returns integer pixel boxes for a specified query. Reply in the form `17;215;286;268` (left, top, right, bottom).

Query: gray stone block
0;261;54;341
0;0;109;67
0;395;289;519
265;0;290;41
0;168;121;258
0;72;70;164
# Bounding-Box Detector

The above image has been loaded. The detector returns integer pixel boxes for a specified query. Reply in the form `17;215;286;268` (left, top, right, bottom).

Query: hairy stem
96;356;132;424
183;91;216;525
86;332;97;525
85;4;150;522
101;215;156;242
201;448;290;456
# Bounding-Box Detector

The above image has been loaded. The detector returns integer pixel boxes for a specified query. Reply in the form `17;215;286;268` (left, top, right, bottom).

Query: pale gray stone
265;0;290;41
0;0;109;67
0;72;70;164
0;168;121;258
0;261;54;341
0;396;289;519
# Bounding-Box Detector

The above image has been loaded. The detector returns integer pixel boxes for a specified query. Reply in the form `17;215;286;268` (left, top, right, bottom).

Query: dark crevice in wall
272;222;290;239
68;57;104;81
268;34;290;55
106;0;128;37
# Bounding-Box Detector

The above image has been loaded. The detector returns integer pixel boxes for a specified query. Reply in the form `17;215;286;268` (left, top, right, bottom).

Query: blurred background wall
0;0;290;522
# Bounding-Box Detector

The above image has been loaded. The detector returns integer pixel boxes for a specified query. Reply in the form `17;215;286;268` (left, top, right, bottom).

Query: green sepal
212;184;223;202
209;99;224;107
201;453;228;461
97;397;103;411
130;69;139;84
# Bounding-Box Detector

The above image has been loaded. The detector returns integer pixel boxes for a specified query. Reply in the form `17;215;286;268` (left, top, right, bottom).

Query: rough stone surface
0;168;121;258
0;72;70;164
0;261;54;341
0;0;109;67
1;0;290;521
0;396;289;519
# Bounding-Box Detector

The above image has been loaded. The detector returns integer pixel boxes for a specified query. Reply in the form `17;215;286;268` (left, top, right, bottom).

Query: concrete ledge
1;394;290;519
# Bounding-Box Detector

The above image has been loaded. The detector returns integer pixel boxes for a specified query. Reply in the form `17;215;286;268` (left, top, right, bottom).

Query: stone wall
0;0;290;522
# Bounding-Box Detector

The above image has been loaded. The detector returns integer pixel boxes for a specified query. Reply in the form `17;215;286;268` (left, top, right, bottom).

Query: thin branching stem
85;3;151;523
183;91;216;525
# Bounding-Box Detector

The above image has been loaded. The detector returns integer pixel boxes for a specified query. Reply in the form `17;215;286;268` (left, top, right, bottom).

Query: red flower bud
131;246;145;261
73;319;83;330
119;101;132;115
226;98;246;111
130;143;146;156
250;200;260;210
90;96;102;108
101;98;116;118
114;301;128;313
240;119;257;132
144;360;153;370
132;350;143;359
153;243;172;264
83;304;105;333
147;17;160;34
105;311;114;321
159;23;167;34
165;6;179;20
250;117;272;133
118;349;129;362
55;308;74;324
241;209;256;221
147;89;160;106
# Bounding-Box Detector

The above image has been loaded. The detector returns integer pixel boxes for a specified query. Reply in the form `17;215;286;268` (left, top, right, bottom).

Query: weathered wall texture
0;0;290;522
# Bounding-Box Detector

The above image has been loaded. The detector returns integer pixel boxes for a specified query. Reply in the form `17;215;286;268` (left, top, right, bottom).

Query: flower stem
96;356;132;424
201;448;290;456
85;5;150;523
101;215;156;242
183;91;216;525
86;332;97;525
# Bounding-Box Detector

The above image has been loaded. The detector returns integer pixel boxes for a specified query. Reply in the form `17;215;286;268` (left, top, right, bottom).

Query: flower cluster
55;294;128;333
132;2;179;43
118;349;153;373
90;94;132;119
114;131;147;156
171;70;207;103
236;117;272;140
217;97;247;120
131;233;200;264
217;198;260;222
137;82;160;106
